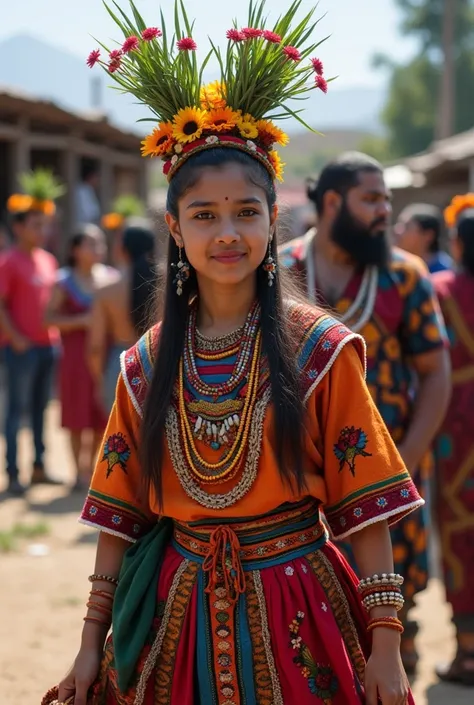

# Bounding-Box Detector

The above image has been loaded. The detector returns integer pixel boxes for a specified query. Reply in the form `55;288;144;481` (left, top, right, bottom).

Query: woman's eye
194;212;214;220
239;209;258;217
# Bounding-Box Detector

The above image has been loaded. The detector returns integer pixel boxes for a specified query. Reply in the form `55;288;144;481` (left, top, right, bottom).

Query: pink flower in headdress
283;46;301;62
142;27;162;41
226;28;246;42
108;49;123;73
87;49;101;68
122;35;139;53
263;30;282;44
241;27;263;39
177;37;197;51
311;57;324;75
315;75;328;93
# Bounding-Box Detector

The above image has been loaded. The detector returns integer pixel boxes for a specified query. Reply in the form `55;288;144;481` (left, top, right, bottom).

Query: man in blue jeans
0;195;60;495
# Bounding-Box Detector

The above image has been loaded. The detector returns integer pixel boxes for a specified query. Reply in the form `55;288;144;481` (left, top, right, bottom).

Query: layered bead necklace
177;301;263;484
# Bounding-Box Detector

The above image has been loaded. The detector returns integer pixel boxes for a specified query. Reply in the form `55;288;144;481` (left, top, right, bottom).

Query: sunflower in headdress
256;120;289;147
205;108;241;133
141;122;175;157
268;151;285;182
173;107;208;144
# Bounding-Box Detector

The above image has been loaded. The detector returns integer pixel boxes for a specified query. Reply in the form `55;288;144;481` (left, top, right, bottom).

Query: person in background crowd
76;161;101;226
0;172;64;495
280;152;451;673
433;195;474;686
394;203;453;274
0;222;10;252
45;225;111;491
87;220;156;413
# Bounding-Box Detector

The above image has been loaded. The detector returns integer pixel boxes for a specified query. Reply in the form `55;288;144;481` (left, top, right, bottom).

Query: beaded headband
87;0;330;183
7;168;65;216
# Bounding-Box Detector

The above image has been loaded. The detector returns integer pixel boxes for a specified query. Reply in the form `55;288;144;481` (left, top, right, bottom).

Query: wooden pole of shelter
436;0;456;140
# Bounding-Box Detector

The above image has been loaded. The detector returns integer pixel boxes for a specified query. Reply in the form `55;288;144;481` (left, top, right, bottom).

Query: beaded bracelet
367;616;404;634
88;573;119;586
362;593;404;612
358;573;404;593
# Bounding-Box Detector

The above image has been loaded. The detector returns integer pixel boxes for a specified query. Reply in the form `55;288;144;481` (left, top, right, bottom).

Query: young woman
87;222;156;413
45;225;110;489
433;199;474;685
44;2;420;704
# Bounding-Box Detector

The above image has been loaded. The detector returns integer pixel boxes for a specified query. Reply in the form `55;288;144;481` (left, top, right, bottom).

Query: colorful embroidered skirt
92;499;414;705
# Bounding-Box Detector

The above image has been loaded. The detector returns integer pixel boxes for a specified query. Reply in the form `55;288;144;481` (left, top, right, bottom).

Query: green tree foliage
378;0;474;158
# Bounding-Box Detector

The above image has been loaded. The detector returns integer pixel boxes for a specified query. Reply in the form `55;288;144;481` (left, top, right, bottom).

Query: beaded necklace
183;301;260;398
178;330;262;483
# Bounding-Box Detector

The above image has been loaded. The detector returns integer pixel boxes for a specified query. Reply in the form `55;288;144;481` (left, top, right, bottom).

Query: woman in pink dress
45;225;110;490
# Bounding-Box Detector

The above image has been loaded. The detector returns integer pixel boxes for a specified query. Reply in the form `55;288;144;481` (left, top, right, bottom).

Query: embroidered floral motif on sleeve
102;432;131;478
333;426;372;476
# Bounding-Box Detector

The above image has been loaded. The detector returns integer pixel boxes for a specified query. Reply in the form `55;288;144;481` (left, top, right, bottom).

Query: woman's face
166;163;277;288
76;232;106;268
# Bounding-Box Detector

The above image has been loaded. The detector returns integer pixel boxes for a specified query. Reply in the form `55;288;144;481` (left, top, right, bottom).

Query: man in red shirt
0;201;60;495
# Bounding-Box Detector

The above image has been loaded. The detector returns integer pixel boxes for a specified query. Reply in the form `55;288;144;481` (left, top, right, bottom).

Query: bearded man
281;152;451;672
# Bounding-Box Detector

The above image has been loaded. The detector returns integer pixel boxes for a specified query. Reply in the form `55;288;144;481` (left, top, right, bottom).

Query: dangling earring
171;245;190;295
262;234;277;287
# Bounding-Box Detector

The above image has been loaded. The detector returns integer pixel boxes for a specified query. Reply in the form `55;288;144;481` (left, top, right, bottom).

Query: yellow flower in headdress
141;122;175;157
237;117;259;140
268;150;285;182
444;193;474;228
200;81;227;110
205;107;240;133
173;107;208;144
256;119;289;147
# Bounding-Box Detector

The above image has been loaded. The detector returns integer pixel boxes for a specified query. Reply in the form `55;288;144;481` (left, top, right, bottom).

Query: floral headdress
102;194;145;230
7;168;66;216
444;193;474;228
87;0;329;183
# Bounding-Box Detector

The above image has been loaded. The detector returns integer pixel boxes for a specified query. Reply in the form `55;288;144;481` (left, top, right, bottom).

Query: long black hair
457;208;474;276
141;148;307;506
122;223;156;337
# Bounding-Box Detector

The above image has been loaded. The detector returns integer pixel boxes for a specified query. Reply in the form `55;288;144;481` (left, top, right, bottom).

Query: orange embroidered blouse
80;306;423;541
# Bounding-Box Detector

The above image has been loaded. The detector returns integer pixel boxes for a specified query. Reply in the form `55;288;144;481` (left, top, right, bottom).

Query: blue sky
1;0;418;88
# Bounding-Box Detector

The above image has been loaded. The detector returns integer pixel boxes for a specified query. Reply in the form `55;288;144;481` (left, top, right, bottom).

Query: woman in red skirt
46;225;110;489
46;2;418;703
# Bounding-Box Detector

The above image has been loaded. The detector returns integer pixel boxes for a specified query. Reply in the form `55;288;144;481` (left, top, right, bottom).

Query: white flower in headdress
205;135;219;145
171;155;179;165
246;140;257;151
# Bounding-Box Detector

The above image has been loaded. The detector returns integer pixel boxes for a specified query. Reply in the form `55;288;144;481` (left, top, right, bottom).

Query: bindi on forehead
225;196;229;201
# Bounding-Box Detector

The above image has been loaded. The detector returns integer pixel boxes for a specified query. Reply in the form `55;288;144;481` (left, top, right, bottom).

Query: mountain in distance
0;34;386;135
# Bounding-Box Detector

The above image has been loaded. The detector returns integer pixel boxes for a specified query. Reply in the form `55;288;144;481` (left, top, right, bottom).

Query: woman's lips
211;251;246;264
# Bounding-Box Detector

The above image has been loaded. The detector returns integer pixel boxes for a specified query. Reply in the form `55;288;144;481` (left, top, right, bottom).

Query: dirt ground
0;402;472;705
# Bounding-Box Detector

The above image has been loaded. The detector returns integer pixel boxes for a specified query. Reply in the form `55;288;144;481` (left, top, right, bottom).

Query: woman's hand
365;630;410;705
58;646;102;705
